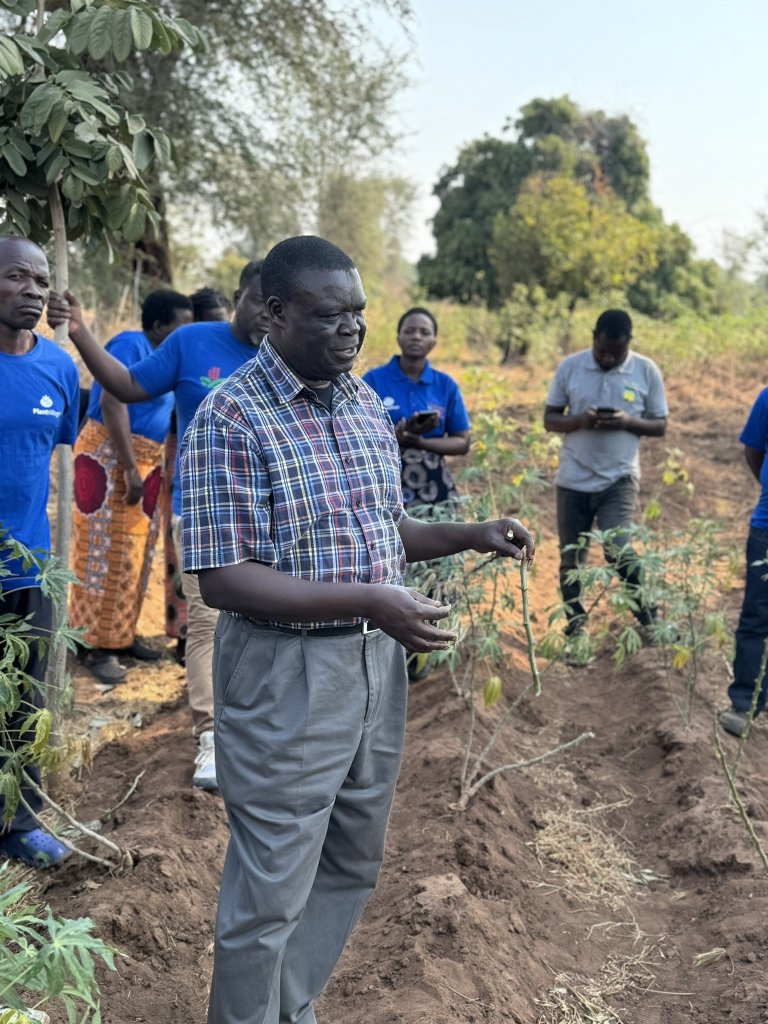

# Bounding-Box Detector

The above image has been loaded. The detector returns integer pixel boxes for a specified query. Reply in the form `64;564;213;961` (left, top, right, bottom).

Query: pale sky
391;0;767;264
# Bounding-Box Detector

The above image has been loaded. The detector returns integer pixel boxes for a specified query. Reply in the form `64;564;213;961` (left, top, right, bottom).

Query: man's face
268;267;367;384
0;239;49;334
592;331;630;371
233;274;269;345
397;312;436;360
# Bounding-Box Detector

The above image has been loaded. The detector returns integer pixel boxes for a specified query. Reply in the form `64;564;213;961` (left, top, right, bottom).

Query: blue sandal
0;828;71;868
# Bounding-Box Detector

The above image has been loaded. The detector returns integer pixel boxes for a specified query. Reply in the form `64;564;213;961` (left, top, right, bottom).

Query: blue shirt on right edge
740;387;768;529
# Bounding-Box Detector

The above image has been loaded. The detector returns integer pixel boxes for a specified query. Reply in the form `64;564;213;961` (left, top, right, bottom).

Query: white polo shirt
546;348;668;492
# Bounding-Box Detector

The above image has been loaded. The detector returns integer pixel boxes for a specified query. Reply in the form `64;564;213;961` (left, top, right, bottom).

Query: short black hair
594;309;632;341
239;259;264;290
261;236;356;303
190;286;231;320
397;306;438;336
141;289;193;332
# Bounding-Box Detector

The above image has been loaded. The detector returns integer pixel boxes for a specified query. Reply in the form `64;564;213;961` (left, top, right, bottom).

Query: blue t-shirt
130;321;260;514
740;387;768;528
362;356;471;437
86;330;174;444
0;334;79;591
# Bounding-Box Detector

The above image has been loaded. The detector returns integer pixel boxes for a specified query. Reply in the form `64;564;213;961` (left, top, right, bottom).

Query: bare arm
47;291;150;403
100;391;143;504
544;404;594;434
197;561;456;652
398;515;534;564
544;404;666;437
395;424;471;455
745;445;764;482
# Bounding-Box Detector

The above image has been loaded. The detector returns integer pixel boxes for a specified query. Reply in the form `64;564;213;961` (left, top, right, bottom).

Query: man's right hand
47;290;85;335
579;408;600;429
367;584;455;652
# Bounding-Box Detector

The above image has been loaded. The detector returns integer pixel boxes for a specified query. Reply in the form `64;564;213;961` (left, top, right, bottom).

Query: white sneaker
193;730;218;790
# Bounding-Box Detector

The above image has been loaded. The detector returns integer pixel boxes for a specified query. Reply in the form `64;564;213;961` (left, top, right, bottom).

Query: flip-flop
0;828;70;868
83;653;127;685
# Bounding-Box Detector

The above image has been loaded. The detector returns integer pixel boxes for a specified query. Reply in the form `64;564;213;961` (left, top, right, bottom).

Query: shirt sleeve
545;361;569;408
740;389;768;451
57;357;80;447
180;392;276;572
443;378;471;433
131;329;182;398
643;361;668;418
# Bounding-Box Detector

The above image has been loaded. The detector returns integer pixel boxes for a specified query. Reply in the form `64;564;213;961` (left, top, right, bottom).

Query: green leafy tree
419;96;652;305
490;173;659;310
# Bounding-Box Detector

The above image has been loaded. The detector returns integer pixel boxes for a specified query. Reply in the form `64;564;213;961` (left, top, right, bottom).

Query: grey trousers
208;612;408;1024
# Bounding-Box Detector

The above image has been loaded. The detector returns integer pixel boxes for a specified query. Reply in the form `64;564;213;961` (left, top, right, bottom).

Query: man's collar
258;337;358;405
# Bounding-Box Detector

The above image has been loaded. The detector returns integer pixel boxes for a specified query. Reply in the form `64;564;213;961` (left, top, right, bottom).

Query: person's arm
544;404;597;433
47;290;150;403
100;391;143;504
590;410;667;436
198;562;457;652
744;445;764;482
398;515;535;564
395;419;471;455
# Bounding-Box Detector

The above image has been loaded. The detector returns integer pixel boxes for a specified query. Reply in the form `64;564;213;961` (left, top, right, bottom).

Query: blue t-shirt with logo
130;321;259;514
740;387;768;529
86;330;174;444
0;334;80;591
362;356;470;437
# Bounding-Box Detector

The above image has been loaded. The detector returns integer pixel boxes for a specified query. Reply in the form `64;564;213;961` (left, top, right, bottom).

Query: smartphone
596;407;617;416
412;410;437;425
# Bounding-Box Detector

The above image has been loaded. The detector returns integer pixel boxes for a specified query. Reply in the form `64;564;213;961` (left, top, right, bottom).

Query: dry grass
535;945;668;1024
531;801;665;910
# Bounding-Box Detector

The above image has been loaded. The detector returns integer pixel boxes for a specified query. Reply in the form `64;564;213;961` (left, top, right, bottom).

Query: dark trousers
729;526;768;713
557;476;653;632
0;587;50;833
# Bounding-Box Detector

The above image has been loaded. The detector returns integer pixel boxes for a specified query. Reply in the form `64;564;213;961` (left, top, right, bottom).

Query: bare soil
35;356;768;1024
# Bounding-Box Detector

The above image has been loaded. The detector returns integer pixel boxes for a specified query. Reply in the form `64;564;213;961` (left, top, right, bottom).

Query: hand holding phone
596;407;618;418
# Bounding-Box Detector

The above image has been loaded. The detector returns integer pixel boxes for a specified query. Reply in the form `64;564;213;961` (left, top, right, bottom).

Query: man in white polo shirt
544;309;668;649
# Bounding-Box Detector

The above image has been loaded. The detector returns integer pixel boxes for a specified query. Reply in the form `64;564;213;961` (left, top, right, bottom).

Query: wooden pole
46;183;71;748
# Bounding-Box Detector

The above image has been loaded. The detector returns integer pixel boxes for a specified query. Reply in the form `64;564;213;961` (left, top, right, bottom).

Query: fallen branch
456;730;595;810
16;793;118;871
518;559;541;695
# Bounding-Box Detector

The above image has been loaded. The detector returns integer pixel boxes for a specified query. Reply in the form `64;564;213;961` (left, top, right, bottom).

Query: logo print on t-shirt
383;396;396;408
32;393;62;418
199;367;224;390
40;394;53;408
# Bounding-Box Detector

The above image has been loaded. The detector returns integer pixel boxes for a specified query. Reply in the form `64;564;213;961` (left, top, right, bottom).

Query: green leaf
105;186;133;228
14;34;46;65
47;101;70;144
1;144;27;177
87;6;116;61
104;144;122;175
152;128;172;166
71;162;104;186
131;130;154;172
148;10;173;55
111;8;133;63
122;202;146;242
172;16;201;48
44;151;69;185
66;8;95;56
61;174;84;202
0;35;25;78
129;6;153;51
125;113;146;135
36;7;71;46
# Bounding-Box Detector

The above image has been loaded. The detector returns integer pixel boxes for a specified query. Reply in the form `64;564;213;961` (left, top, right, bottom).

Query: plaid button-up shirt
180;338;406;628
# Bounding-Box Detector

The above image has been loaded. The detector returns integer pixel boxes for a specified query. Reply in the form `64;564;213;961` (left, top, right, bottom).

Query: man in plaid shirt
180;235;535;1024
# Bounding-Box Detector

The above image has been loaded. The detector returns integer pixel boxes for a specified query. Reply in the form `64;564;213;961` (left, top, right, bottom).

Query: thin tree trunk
47;182;71;751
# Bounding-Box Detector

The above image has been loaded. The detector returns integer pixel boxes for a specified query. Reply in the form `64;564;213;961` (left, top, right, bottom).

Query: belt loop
362;620;370;635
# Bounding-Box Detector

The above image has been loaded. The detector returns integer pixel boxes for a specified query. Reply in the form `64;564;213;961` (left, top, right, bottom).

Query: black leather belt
256;620;379;638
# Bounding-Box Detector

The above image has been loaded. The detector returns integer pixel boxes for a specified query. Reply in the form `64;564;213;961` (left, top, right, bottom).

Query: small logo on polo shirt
199;367;224;390
32;394;62;418
623;387;636;402
383;396;396;408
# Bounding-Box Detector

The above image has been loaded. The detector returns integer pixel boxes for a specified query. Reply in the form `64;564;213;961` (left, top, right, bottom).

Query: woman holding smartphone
363;307;471;511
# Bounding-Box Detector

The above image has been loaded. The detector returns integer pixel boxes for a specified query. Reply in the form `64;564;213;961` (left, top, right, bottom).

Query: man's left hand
471;518;535;562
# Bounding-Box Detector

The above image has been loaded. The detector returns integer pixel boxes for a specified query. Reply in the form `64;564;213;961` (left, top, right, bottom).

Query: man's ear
232;289;241;308
266;295;284;326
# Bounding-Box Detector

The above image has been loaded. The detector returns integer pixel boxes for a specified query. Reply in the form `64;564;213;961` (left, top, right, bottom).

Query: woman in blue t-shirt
363;307;471;510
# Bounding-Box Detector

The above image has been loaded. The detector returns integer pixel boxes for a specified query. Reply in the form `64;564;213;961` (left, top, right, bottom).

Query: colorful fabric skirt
400;447;459;510
69;419;164;649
